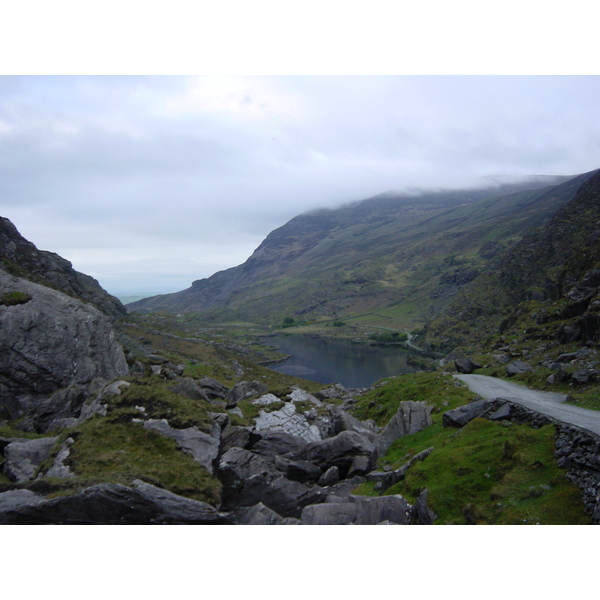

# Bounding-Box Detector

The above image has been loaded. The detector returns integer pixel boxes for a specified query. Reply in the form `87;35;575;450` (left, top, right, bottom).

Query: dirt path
454;374;600;437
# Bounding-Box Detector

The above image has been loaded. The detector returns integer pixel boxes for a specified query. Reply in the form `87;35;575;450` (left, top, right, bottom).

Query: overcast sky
1;75;600;296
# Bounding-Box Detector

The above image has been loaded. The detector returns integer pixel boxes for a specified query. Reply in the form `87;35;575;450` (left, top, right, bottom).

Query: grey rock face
0;216;126;318
330;406;380;441
248;429;308;457
225;381;268;407
292;430;375;477
0;480;228;525
375;401;432;457
3;436;58;482
454;357;482;374
234;502;300;525
301;495;412;525
253;401;322;442
169;378;209;401
505;360;532;376
218;447;326;517
442;399;492;428
0;271;129;420
143;419;220;474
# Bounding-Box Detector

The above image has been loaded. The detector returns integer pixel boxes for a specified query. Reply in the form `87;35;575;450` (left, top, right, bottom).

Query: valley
2;168;600;524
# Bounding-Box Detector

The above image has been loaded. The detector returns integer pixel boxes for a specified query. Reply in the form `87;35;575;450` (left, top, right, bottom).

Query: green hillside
128;173;594;331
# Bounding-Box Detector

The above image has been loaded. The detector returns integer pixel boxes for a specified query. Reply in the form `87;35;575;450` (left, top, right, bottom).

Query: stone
301;502;357;525
143;419;220;474
412;489;436;525
368;447;434;492
198;378;230;400
442;399;492;428
287;388;322;406
454;357;482;374
0;480;229;525
225;381;269;408
572;370;594;385
169;378;209;401
253;401;322;442
317;466;340;487
218;447;326;517
248;429;308;457
221;427;252;453
0;271;128;422
42;437;75;479
3;437;59;483
233;502;300;525
505;360;532;376
330;406;380;441
347;455;371;478
374;401;432;457
282;459;322;483
488;403;512;421
292;430;376;477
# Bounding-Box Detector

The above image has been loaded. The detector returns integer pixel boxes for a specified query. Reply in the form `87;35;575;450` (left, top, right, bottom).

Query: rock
374;401;432;457
488;403;511;421
347;455;371;478
0;271;129;422
143;419;220;474
292;430;375;477
317;466;340;487
147;354;169;365
505;360;532;376
0;480;229;525
233;502;300;525
218;447;326;517
198;378;230;400
330;407;380;441
221;427;252;453
3;437;59;482
287;388;322;406
253;402;322;442
251;393;281;406
454;357;482;374
368;446;434;492
301;495;412;525
42;437;75;479
412;489;436;524
169;378;209;401
442;399;492;428
225;381;268;408
248;429;308;457
281;459;322;483
572;370;594;385
0;216;126;318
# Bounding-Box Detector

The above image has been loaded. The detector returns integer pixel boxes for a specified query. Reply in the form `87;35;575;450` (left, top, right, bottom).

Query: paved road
454;374;600;438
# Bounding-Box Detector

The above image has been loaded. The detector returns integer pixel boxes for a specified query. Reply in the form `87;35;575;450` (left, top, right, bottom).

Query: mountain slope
422;168;600;353
128;173;596;329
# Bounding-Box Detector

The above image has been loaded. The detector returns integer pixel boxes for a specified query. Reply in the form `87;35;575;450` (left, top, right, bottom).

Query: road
454;374;600;438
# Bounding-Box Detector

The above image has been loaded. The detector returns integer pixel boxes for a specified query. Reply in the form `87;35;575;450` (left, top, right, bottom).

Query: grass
43;416;222;505
349;371;591;524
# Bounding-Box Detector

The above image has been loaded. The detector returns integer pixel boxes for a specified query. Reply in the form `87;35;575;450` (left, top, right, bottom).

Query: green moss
1;291;32;306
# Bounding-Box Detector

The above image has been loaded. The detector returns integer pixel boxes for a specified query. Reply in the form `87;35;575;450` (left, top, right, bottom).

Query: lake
263;333;416;389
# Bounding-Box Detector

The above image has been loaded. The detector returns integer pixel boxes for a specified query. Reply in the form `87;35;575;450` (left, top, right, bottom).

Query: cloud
1;75;600;295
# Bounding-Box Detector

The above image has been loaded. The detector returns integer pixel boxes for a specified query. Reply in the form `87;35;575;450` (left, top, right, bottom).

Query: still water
264;334;416;389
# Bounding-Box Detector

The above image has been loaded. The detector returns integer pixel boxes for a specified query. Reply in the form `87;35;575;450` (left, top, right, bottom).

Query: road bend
454;373;600;438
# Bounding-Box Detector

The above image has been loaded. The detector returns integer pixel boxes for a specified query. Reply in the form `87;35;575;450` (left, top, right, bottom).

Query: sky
2;75;600;297
1;2;599;298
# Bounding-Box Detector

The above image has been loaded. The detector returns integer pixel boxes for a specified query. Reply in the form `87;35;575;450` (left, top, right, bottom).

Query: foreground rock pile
0;374;435;524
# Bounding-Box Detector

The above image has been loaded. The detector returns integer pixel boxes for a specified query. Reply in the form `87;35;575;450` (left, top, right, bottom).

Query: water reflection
264;334;416;388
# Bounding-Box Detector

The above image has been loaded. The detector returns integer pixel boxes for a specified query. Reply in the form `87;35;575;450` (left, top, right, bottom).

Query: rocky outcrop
374;401;432;457
442;399;493;428
0;480;230;525
0;216;125;318
2;436;58;482
0;270;129;423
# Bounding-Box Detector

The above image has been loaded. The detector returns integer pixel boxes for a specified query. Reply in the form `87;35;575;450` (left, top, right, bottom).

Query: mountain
127;172;596;329
0;217;125;318
422;168;600;353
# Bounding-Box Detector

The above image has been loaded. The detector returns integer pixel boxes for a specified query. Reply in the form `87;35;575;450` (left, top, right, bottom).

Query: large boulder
0;271;129;421
218;447;326;517
505;360;532;376
253;401;322;442
0;480;229;525
2;436;58;482
291;430;376;477
374;401;432;457
142;419;220;474
442;399;492;428
454;357;482;374
225;381;268;407
301;495;412;525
